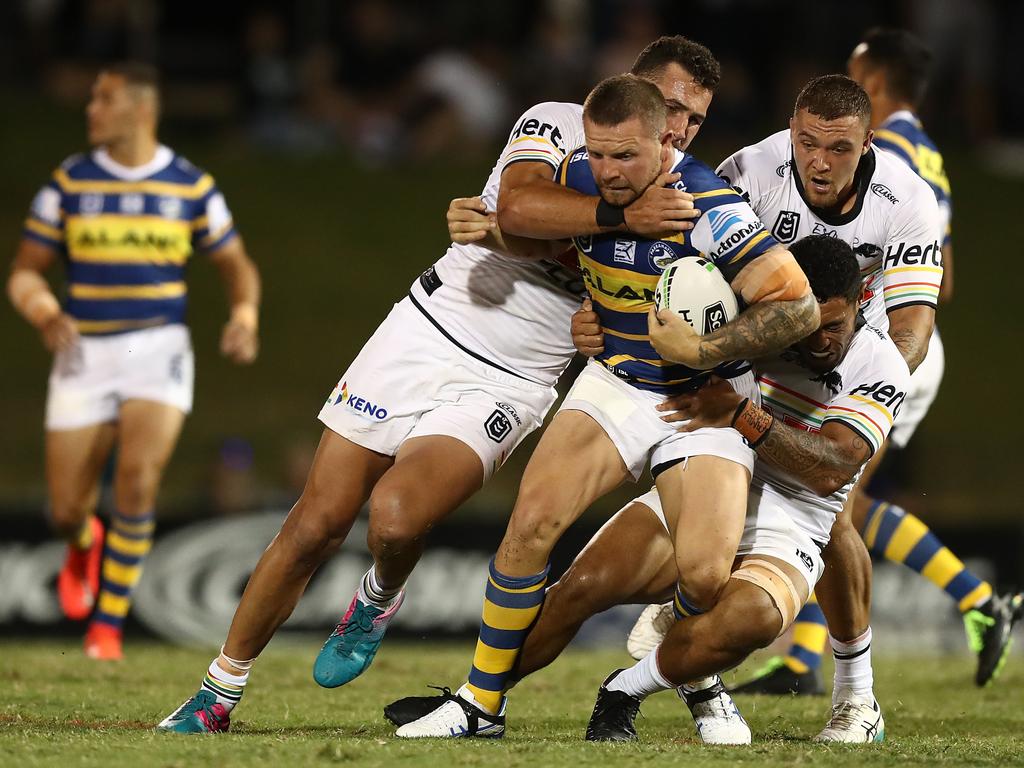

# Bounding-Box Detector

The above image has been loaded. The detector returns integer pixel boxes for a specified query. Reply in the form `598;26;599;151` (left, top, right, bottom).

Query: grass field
2;640;1022;767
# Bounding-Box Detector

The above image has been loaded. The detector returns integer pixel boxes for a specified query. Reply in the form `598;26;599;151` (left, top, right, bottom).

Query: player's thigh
368;434;485;540
117;399;186;472
281;428;394;548
45;422;118;517
510;409;631;533
556;489;678;610
658;454;750;575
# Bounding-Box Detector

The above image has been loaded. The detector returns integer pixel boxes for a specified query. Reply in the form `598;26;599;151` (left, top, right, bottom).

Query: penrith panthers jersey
717;130;942;332
407;101;586;387
753;323;911;543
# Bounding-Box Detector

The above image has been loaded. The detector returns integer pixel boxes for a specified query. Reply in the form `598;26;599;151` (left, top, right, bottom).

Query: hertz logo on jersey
882;240;942;269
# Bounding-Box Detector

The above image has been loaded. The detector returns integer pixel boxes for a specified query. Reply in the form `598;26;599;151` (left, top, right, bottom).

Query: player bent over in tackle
394;74;818;739
388;236;903;744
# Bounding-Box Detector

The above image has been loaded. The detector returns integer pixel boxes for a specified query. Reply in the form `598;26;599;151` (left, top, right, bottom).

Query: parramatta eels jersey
873;109;952;245
407;101;586;388
23;145;237;335
717;130;941;332
561;147;777;395
753;323;911;542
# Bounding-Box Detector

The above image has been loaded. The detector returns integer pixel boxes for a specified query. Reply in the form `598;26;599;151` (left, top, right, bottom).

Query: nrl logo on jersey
771;210;800;243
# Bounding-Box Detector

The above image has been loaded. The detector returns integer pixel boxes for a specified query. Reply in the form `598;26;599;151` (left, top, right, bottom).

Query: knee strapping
730;558;801;635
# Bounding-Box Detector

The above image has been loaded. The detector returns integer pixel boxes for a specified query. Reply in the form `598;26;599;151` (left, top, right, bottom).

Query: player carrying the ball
395;73;819;739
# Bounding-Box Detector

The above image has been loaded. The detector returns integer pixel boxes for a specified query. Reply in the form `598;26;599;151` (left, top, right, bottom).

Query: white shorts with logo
638;485;826;597
559;359;757;481
318;297;557;481
889;326;944;449
45;323;194;431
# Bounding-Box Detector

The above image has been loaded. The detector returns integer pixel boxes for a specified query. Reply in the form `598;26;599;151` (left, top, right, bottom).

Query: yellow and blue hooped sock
783;593;828;673
92;510;155;630
673;584;706;620
861;500;992;612
466;559;548;714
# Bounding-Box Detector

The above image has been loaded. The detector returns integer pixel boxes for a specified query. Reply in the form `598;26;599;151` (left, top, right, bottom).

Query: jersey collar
93;144;174;180
790;145;876;227
881;109;920;129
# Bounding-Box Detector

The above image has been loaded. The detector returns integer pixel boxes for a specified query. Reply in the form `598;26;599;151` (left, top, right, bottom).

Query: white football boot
626;603;674;660
395;685;506;739
814;689;885;743
679;676;752;745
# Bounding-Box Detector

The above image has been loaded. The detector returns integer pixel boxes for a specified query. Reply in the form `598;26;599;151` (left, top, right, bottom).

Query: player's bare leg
657;456;750;613
46;422;117;621
314;435;486;688
87;399;185;659
394;411;630;737
587;555;807;743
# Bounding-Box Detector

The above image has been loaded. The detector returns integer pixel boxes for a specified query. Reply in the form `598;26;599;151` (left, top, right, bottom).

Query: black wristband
595;199;626;228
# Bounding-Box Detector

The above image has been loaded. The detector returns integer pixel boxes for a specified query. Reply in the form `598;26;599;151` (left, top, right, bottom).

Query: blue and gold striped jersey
873;110;952;245
22;145;237;335
561;147;777;394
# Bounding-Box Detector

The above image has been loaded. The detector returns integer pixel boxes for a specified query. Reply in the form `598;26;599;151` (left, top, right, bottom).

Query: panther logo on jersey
771;210;800;243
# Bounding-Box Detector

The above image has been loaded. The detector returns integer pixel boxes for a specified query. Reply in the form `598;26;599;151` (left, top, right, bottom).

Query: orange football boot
57;516;105;621
84;622;123;661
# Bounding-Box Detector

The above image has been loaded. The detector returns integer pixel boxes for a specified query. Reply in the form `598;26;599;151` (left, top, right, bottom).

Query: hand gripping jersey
753;323;911;542
561;147;777;394
407;102;587;388
23;145;236;335
717;130;942;331
873;110;952;245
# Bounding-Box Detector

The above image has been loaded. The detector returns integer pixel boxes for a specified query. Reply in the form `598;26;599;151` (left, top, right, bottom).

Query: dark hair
102;61;160;93
630;35;721;91
794;74;871;125
583;74;667;137
857;27;933;108
790;235;862;304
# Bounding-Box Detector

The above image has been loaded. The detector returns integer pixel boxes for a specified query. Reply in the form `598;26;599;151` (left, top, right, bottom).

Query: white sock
201;658;249;712
358;566;403;607
830;627;874;704
606;646;673;700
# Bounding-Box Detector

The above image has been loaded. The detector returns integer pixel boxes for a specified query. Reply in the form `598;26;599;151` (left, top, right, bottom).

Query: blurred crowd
4;0;1023;166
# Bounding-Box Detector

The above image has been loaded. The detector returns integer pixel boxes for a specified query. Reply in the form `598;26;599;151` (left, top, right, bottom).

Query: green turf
1;640;1022;767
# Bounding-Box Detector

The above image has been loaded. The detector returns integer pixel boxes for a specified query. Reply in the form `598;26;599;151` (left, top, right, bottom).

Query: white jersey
753;324;911;542
717;130;942;331
408;102;586;386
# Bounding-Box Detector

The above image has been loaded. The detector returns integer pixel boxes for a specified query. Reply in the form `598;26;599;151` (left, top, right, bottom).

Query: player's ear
862;127;874;154
660;139;674;171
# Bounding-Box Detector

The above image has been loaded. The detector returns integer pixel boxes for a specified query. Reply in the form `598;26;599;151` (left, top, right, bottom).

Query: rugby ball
654;257;738;335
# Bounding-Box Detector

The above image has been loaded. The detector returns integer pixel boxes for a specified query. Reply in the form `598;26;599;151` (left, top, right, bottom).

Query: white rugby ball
654;257;738;335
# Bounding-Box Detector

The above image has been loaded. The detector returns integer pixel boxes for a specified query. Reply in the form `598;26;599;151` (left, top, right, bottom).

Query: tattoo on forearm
697;293;818;367
757;420;869;493
889;327;927;373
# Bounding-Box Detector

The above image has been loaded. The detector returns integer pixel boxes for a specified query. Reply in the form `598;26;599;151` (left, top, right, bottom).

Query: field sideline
2;640;1022;767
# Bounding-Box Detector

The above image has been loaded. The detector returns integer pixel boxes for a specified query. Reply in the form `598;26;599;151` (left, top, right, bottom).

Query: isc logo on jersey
706;207;764;257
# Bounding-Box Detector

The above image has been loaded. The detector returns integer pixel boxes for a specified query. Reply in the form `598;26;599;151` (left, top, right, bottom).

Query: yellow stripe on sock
105;531;153;558
959;582;993;613
884;514;930;563
465;683;503;714
102;560;143;587
790;622;829;657
487;576;546;595
863;503;888;550
97;592;130;618
471;641;521;676
784;656;811;674
482;601;541;631
920;548;965;589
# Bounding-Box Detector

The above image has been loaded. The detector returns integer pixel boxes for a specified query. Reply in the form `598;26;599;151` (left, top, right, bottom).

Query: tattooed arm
648;292;819;370
659;377;871;496
886;304;935;373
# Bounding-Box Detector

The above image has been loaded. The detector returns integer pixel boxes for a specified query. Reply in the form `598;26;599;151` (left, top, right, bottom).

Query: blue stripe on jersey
67;261;186;285
874;114;952;221
66;296;187;324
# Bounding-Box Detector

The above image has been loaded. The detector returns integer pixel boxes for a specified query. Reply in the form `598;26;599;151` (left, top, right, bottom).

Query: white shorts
45;324;194;431
559;359;756;481
889;327;944;449
638;485;825;598
318;298;556;481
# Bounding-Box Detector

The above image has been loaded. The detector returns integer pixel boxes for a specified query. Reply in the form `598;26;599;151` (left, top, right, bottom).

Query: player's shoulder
155;151;213;185
561;144;596;192
53;151;101;182
841;322;911;386
718;130;792;188
869;147;937;209
509;102;582;145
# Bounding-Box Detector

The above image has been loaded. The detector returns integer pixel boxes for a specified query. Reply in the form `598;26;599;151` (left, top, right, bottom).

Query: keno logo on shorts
485;409;513;443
